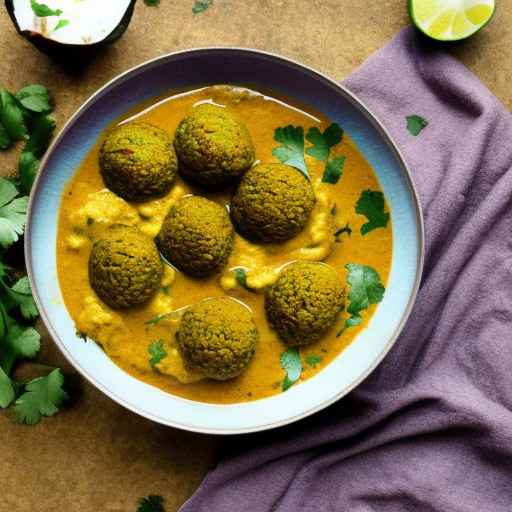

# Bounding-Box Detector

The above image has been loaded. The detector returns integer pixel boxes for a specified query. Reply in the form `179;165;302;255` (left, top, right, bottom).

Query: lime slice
409;0;495;41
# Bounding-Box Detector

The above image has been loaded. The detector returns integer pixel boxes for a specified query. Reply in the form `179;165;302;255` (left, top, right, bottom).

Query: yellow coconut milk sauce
56;85;393;404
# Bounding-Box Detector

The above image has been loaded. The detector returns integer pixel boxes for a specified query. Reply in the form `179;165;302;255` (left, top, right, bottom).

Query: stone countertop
0;1;509;510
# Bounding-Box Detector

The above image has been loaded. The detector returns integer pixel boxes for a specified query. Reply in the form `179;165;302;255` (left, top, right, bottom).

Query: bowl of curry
26;49;424;434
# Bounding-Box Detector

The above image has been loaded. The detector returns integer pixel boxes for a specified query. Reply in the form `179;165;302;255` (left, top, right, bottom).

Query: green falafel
158;195;233;277
265;261;344;345
100;122;177;201
230;163;315;243
176;297;258;380
89;225;163;309
174;104;255;186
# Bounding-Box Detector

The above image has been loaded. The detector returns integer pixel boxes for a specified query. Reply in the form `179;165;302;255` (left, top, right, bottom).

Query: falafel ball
230;163;315;243
99;122;177;201
176;297;258;380
158;195;233;277
89;225;163;309
174;104;255;186
265;261;344;346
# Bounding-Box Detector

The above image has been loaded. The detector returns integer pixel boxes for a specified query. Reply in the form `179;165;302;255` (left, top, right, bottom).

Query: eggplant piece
5;0;136;61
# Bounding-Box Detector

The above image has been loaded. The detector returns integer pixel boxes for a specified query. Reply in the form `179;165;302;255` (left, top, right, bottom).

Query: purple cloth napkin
180;27;512;512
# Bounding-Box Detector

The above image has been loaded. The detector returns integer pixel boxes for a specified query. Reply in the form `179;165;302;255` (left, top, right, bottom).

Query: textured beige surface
0;1;510;510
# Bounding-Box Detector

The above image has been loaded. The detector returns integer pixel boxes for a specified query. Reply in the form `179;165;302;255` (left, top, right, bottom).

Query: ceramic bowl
26;49;424;434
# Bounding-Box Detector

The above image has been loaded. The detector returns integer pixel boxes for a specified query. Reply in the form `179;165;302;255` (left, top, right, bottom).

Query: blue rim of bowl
25;47;425;435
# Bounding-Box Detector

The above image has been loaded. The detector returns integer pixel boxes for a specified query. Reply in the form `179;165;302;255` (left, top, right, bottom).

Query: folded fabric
180;27;512;512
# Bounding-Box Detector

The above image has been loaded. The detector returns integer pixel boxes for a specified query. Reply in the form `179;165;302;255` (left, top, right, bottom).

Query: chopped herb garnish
30;0;62;16
148;340;167;368
14;369;68;425
192;0;212;14
355;190;389;235
280;347;302;391
15;84;51;114
322;155;345;184
406;115;428;136
145;311;177;326
305;355;322;368
75;330;87;342
334;223;352;241
53;19;70;32
306;123;343;161
138;495;166;512
272;125;308;178
233;268;254;292
338;263;385;335
160;285;170;295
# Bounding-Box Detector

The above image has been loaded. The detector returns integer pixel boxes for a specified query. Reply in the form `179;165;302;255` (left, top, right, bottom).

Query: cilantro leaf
0;178;28;248
0;366;15;408
144;0;160;5
15;85;51;114
355;190;389;235
5;276;38;320
306;123;343;161
14;369;68;425
272;125;308;178
138;495;166;512
19;152;40;195
53;19;70;31
0;323;41;375
334;223;352;242
25;114;55;157
0;90;27;141
406;115;428;136
148;340;167;368
30;0;62;17
305;355;322;368
322;155;345;184
280;347;302;391
0;123;11;149
192;0;212;14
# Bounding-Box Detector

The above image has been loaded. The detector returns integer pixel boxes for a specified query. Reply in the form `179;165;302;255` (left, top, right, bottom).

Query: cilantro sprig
192;0;213;14
338;263;385;336
148;340;167;368
272;126;308;178
355;190;390;235
138;495;166;512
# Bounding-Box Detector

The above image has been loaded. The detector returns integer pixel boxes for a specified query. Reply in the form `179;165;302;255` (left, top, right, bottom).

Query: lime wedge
409;0;495;41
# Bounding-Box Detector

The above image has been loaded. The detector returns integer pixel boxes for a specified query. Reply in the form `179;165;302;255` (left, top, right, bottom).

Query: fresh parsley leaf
0;178;28;248
0;90;27;141
14;369;68;425
305;355;322;368
280;347;302;391
272;125;308;178
5;276;38;320
306;123;343;161
0;323;41;375
0;366;15;408
144;0;160;5
355;190;389;235
30;0;62;17
334;223;352;241
0;123;11;149
192;0;212;14
53;19;70;31
148;340;167;368
15;85;51;114
138;495;166;512
322;155;345;184
19;152;40;195
340;263;385;332
406;115;428;136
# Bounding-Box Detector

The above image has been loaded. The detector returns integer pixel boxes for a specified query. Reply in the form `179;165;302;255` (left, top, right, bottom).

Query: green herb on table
337;263;385;336
280;347;302;391
30;0;62;17
14;369;68;425
148;340;167;368
0;366;15;408
406;114;428;136
0;179;29;248
192;0;213;14
272;125;308;178
306;123;343;161
355;189;389;235
15;84;51;114
0;89;28;142
334;223;352;242
144;0;160;6
322;155;345;184
138;495;166;512
305;355;322;368
53;19;70;32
